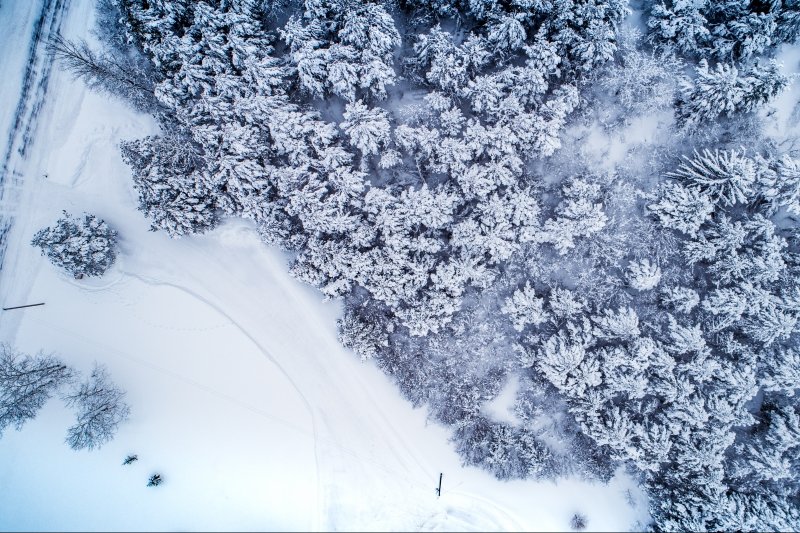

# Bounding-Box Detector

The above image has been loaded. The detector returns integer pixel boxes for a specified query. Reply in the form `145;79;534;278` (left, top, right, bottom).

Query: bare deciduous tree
49;34;160;112
0;344;73;436
63;363;130;451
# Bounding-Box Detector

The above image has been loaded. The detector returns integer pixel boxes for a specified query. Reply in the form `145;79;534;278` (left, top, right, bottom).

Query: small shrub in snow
31;211;118;278
147;473;163;487
570;512;587;531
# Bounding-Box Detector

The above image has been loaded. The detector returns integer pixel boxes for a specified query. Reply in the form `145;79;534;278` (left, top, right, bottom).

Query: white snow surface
0;0;650;530
481;374;521;426
765;43;800;143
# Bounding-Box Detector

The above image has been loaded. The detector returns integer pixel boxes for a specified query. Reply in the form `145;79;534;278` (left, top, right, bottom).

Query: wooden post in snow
436;472;442;497
2;302;45;311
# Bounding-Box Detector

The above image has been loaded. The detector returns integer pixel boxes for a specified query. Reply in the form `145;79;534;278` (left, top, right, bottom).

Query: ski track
119;255;439;530
119;262;451;530
118;269;327;531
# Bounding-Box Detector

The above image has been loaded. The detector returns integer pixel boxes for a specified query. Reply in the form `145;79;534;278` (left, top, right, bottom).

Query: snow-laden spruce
53;0;800;530
31;212;118;278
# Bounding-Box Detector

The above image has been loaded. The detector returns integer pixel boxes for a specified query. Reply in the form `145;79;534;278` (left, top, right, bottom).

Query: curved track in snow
119;231;446;530
120;269;327;530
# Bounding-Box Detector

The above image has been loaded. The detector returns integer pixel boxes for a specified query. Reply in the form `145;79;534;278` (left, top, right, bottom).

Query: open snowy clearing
0;0;650;530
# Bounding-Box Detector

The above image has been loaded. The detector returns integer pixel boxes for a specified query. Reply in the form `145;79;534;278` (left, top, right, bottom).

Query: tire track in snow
0;0;69;272
0;0;67;173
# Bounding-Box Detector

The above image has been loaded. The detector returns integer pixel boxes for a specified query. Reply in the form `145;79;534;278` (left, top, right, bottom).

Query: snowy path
0;0;650;530
1;0;69;169
0;0;70;269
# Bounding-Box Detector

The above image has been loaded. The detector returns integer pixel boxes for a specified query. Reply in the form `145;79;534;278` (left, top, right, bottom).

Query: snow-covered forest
31;0;800;530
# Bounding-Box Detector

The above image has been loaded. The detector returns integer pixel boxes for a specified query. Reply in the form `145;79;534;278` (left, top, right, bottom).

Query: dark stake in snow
2;302;45;311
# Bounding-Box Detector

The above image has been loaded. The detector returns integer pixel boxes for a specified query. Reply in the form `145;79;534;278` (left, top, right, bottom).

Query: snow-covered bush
31;212;118;278
570;513;587;531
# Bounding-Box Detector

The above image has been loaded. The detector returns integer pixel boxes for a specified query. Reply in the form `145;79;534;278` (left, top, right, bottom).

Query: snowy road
0;0;70;271
0;0;650;530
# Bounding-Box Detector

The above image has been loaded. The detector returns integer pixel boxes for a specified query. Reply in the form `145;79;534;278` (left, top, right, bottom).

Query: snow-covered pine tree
31;212;118;278
661;285;700;314
548;287;588;321
743;302;798;346
677;59;745;127
340;101;391;158
487;13;527;53
761;347;800;396
120;136;220;237
647;1;710;57
501;282;549;332
626;258;662;291
740;60;790;113
668;148;757;206
677;60;789;128
592;307;641;340
648;181;714;237
765;154;800;215
540;178;608;255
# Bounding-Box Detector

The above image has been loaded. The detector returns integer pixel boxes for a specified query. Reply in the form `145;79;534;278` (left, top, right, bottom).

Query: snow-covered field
0;0;649;530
